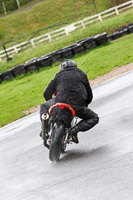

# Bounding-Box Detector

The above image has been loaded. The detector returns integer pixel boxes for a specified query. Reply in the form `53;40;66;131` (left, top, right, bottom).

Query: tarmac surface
0;70;133;200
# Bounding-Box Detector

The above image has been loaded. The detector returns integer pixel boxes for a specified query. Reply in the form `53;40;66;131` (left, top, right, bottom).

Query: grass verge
0;33;133;127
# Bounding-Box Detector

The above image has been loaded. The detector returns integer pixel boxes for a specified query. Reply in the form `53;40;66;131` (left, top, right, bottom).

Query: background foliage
0;0;130;44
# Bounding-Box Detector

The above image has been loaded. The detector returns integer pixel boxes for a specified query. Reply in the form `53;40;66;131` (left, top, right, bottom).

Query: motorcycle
41;103;77;161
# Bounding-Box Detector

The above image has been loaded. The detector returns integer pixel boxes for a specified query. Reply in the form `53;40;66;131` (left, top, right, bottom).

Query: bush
5;0;18;11
19;0;33;6
0;0;34;14
0;0;17;13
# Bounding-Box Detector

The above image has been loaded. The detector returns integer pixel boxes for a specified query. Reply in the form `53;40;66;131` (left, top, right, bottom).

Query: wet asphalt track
0;70;133;200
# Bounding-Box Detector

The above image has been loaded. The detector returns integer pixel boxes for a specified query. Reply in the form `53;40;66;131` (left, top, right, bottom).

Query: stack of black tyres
128;24;133;33
37;56;52;68
58;47;73;59
0;70;14;81
108;24;133;41
71;43;85;55
11;64;26;76
94;32;108;46
77;37;97;51
47;51;62;62
24;58;39;73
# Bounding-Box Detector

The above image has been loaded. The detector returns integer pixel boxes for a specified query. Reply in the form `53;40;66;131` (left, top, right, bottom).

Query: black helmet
60;59;77;71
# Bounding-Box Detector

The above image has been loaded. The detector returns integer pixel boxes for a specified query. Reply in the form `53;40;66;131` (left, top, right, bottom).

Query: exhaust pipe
42;113;49;120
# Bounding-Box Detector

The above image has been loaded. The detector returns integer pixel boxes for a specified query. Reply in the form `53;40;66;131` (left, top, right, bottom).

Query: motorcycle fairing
49;103;75;118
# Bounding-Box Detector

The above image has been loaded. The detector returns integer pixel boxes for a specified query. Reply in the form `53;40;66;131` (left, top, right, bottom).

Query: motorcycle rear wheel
60;135;67;153
49;123;64;161
49;142;61;161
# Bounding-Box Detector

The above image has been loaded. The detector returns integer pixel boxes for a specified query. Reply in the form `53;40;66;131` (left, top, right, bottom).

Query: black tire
49;142;61;161
49;123;64;161
60;135;67;153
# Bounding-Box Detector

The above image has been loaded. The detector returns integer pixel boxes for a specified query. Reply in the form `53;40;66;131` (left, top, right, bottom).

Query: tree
16;0;20;8
92;0;98;13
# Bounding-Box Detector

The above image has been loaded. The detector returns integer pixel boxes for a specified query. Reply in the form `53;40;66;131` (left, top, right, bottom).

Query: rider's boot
70;126;80;144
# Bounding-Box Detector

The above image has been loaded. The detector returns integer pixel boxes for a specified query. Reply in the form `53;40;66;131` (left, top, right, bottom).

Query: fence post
30;40;36;48
115;7;119;15
98;13;102;22
2;44;12;62
48;34;52;42
81;21;86;28
14;47;18;54
65;28;69;35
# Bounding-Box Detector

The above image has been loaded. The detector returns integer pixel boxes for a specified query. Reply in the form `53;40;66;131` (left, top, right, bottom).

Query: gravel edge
90;62;133;87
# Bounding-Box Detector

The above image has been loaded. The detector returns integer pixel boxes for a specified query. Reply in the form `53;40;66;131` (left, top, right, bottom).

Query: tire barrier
112;31;123;40
11;64;26;76
108;23;133;41
0;76;2;83
128;24;133;33
47;51;62;63
94;32;108;46
37;55;52;69
71;43;85;55
0;23;133;84
58;47;73;59
0;70;14;81
24;58;39;73
77;37;97;51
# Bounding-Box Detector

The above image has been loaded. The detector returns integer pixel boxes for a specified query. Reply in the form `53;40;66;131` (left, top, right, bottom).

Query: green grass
0;33;133;127
0;0;131;46
0;8;133;73
0;0;112;43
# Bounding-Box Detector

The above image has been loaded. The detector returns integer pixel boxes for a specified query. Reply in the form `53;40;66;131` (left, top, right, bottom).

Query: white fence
0;0;133;61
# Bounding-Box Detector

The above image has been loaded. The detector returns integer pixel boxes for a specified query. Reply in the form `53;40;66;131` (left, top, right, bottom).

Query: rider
40;59;99;145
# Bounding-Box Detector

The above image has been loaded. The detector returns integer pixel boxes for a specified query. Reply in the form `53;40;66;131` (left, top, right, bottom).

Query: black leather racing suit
40;66;99;132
